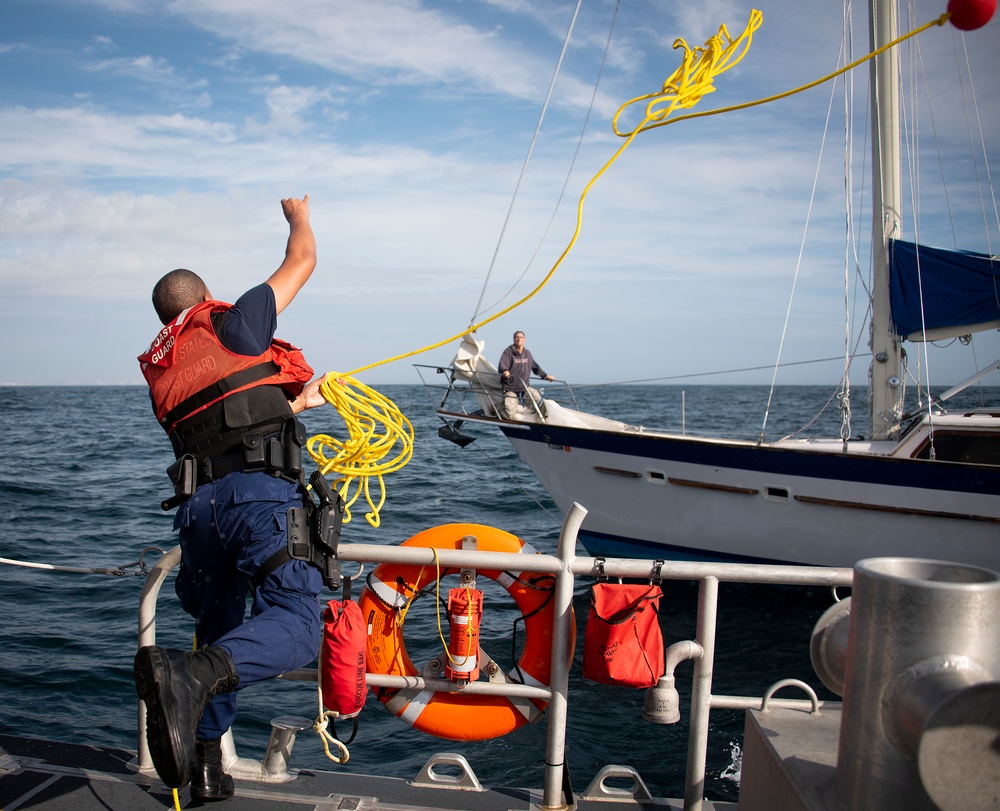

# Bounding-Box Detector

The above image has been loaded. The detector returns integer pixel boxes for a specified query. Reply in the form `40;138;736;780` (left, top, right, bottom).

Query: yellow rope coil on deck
309;10;950;526
307;375;413;528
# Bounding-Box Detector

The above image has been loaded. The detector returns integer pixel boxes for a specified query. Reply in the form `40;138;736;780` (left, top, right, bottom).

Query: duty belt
161;418;306;510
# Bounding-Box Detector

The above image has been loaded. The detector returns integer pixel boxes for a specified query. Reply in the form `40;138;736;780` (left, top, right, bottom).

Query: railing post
684;575;719;811
135;545;182;773
541;503;586;810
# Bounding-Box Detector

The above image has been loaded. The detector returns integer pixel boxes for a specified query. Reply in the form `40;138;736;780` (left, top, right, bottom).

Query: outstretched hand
292;372;328;413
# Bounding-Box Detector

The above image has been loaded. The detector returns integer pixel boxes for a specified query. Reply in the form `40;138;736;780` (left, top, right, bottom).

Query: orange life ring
358;523;574;741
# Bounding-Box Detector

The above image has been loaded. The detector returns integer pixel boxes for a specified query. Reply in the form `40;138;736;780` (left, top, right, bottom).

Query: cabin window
764;485;790;503
912;432;1000;465
645;469;667;486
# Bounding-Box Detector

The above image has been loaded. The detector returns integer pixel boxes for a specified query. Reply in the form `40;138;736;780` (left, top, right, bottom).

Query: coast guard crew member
134;194;329;800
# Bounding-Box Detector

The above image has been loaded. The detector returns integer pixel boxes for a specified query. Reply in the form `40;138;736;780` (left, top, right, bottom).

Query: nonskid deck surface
0;735;737;811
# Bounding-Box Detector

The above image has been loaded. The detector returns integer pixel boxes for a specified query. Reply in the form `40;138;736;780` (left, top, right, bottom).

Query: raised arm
266;195;317;315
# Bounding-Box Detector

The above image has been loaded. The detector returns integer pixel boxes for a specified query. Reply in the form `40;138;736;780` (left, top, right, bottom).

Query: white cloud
1;0;998;386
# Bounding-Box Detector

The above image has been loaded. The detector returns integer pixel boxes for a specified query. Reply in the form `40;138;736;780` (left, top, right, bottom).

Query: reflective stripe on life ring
357;523;573;741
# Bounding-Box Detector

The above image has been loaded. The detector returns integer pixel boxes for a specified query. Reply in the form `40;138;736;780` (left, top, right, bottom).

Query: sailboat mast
868;0;905;439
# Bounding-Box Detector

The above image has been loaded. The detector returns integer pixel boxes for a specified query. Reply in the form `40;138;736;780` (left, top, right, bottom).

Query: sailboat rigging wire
476;0;621;322
310;11;954;516
954;27;1000;255
778;384;844;443
900;7;938;447
569;354;866;388
840;0;857;447
469;0;585;327
952;31;999;411
345;10;949;381
758;50;843;446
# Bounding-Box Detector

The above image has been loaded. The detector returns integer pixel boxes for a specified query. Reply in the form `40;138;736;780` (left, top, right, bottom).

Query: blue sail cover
889;239;1000;338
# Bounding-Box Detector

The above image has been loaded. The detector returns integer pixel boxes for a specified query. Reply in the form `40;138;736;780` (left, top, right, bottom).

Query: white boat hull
496;419;1000;569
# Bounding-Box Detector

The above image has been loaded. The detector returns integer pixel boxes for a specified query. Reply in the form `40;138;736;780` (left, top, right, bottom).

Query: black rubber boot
134;646;239;789
191;737;235;801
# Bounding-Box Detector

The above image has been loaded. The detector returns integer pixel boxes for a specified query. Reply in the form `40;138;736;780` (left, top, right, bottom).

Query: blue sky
1;0;998;390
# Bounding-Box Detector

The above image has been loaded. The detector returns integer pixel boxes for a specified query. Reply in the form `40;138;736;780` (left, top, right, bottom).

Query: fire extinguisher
445;587;483;681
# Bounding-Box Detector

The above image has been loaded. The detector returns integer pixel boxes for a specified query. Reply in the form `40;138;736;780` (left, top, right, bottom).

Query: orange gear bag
321;599;367;741
582;582;665;688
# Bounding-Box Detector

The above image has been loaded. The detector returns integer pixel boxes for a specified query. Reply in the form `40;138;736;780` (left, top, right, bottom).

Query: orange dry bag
321;599;367;742
583;582;665;688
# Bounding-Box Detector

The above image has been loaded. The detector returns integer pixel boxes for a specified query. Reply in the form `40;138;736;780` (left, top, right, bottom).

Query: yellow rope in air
343;8;951;379
310;10;950;525
613;11;950;137
341;11;768;381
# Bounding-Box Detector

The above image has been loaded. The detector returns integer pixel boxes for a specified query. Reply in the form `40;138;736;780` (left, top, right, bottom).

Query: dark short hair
513;331;525;340
152;268;208;324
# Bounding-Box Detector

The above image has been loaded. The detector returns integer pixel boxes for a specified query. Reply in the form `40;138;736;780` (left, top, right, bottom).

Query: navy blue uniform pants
173;471;323;740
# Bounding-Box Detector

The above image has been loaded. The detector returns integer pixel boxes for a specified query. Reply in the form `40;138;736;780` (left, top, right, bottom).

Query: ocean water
1;382;997;803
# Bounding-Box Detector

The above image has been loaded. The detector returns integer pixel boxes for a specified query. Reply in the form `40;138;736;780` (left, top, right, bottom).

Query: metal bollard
261;716;313;781
832;558;1000;811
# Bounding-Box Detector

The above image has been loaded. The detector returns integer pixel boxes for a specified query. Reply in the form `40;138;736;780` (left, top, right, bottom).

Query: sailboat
422;0;1000;569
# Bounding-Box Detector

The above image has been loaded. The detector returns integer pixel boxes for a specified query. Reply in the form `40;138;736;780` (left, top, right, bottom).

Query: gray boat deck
0;734;737;811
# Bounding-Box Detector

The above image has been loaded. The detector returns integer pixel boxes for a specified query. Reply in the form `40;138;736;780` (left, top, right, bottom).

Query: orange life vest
138;300;313;435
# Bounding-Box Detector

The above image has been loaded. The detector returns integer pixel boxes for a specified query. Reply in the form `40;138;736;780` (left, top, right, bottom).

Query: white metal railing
136;502;852;810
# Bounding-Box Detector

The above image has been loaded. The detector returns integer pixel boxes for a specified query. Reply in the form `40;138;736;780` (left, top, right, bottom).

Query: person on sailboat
134;195;331;800
498;330;554;418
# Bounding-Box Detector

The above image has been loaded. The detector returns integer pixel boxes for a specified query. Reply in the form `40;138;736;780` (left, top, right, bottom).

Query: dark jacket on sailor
138;299;313;462
497;345;546;394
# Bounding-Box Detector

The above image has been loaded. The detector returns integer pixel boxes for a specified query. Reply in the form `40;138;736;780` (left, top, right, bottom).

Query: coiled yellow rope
310;10;950;527
307;375;413;528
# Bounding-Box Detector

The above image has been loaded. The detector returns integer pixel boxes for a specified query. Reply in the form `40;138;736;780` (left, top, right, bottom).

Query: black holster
286;470;345;590
162;454;197;511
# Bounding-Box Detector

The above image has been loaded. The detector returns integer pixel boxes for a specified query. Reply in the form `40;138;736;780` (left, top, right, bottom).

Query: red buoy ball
947;0;996;30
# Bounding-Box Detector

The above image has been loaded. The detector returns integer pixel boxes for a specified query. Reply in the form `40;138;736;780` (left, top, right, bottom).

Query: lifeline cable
0;547;163;577
311;9;952;525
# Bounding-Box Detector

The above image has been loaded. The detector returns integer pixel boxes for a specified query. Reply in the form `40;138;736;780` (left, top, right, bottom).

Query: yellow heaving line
309;7;950;528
